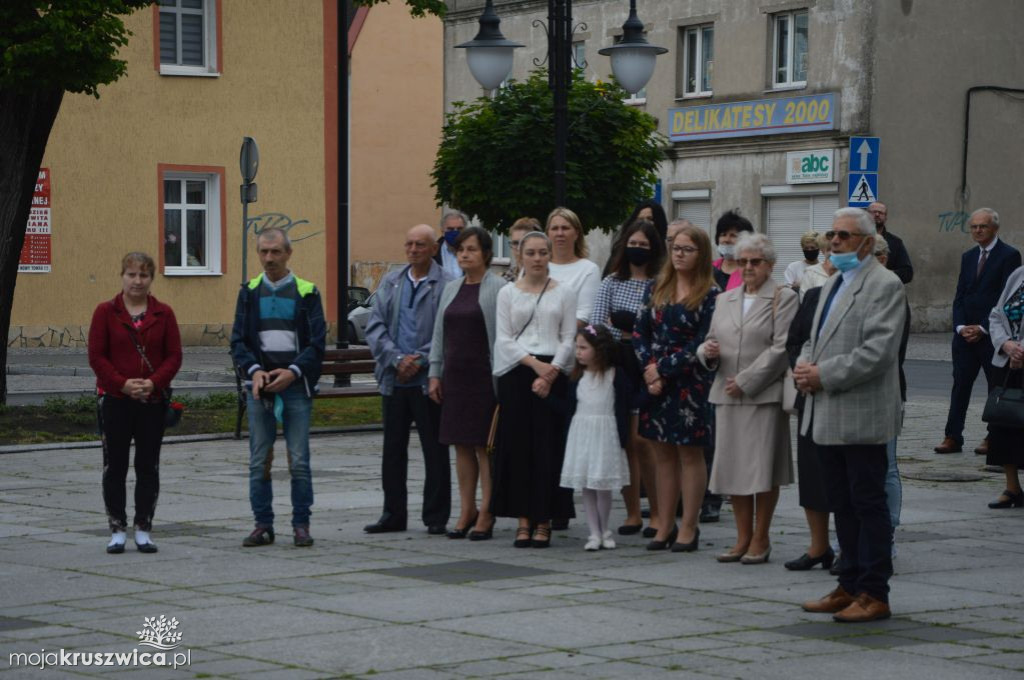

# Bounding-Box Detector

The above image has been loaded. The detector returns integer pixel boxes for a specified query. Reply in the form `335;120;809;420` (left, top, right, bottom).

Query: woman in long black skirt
490;231;578;548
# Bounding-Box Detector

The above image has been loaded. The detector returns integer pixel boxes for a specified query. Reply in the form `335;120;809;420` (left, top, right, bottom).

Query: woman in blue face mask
712;210;755;292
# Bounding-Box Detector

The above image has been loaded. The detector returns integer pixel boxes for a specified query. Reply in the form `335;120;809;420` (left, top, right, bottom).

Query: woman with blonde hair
634;225;720;552
546;207;601;327
784;230;821;290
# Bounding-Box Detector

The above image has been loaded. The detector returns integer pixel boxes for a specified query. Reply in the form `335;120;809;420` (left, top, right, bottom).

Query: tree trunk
0;86;64;404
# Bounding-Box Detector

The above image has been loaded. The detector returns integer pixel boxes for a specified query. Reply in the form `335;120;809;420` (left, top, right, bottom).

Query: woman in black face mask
783;230;821;292
590;219;666;537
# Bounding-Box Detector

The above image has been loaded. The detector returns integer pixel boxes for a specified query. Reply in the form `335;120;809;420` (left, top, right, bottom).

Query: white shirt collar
981;237;999;254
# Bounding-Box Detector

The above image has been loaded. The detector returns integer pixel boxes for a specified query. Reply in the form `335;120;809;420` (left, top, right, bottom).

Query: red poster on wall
18;168;52;273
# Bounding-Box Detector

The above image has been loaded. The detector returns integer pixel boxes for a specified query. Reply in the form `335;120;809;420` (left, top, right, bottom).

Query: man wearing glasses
868;202;913;284
935;208;1021;455
795;207;906;623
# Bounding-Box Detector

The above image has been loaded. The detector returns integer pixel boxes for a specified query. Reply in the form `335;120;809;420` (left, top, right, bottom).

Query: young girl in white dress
559;325;631;551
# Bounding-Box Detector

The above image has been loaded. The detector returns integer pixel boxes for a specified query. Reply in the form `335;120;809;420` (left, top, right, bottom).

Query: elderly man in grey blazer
794;207;906;623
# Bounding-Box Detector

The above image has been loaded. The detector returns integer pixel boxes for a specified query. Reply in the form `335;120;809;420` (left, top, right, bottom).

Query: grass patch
0;394;382;446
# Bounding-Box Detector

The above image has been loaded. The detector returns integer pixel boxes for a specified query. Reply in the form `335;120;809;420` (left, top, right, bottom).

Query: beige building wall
350;2;444;287
10;0;445;346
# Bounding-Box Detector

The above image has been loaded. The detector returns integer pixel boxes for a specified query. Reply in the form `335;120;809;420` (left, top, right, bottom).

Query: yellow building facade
8;0;442;347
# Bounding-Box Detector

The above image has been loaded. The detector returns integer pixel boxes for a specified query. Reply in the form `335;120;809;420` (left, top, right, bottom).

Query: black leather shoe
645;525;677;551
427;524;447;535
468;519;495;541
699;506;721;523
617;523;643;535
106;543;125;554
785;548;835;571
364;518;406;534
135;541;158;554
988;489;1024;509
670;527;700;552
829;551;844;576
642;526;658;538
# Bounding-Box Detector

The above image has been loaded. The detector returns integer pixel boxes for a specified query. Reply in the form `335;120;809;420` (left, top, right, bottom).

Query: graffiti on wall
247;213;323;243
937;211;970;234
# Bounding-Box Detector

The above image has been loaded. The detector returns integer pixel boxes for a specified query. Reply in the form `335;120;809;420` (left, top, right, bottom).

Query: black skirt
986;367;1024;467
796;432;830;512
490;360;576;522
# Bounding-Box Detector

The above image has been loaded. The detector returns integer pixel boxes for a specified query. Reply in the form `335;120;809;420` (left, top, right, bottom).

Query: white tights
581;488;612;538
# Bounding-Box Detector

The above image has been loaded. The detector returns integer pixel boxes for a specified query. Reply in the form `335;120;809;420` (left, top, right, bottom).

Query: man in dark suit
868;202;913;284
935;208;1021;454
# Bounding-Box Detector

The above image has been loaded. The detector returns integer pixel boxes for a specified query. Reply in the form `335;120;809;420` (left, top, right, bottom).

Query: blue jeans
885;437;902;529
247;383;314;528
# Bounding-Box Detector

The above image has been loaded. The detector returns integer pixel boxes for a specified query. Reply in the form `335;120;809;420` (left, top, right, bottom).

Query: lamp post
457;0;665;207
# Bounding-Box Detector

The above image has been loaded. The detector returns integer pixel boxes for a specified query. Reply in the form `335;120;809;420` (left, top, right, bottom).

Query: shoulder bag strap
127;326;168;400
514;278;552;341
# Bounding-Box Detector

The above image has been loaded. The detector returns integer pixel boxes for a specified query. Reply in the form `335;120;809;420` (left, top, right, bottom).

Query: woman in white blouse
546;207;601;327
490;231;578;548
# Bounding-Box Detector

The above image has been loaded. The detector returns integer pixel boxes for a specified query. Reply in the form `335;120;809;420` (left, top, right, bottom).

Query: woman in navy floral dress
634;224;719;553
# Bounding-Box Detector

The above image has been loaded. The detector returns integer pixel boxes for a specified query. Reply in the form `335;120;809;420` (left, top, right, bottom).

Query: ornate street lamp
457;0;665;207
598;0;668;95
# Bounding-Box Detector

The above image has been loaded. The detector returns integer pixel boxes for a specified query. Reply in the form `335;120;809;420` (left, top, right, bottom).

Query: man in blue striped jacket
231;227;326;548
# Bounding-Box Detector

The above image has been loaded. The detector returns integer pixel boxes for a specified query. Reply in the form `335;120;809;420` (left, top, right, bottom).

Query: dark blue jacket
952;239;1021;332
230;273;327;397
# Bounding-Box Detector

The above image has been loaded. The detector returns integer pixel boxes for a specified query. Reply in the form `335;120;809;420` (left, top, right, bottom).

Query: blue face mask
444;230;460;247
829;250;861;273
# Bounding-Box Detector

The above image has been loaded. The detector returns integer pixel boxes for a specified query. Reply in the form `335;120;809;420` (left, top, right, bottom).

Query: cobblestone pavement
3;334;1023;678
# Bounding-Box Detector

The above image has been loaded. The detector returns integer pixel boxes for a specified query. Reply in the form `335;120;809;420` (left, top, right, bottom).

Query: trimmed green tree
432;69;666;233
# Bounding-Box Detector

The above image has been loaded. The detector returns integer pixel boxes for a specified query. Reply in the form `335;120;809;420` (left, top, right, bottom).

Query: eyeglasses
671;245;699;255
827;230;863;241
736;258;765;267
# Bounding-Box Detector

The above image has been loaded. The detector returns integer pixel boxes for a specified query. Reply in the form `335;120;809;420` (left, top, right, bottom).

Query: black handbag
982;369;1024;430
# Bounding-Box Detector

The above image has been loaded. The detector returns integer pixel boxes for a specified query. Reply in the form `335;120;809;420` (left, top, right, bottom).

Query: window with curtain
158;0;218;75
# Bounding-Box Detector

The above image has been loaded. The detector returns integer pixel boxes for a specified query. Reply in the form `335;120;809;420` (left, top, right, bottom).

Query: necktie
977;248;988;279
816;279;843;337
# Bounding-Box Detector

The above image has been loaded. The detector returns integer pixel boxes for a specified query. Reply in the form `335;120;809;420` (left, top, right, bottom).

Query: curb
0;423;384;455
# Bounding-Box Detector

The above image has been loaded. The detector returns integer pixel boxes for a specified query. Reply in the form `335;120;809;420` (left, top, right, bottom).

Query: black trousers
100;397;165;532
817;442;893;603
945;333;997;444
381;387;450;527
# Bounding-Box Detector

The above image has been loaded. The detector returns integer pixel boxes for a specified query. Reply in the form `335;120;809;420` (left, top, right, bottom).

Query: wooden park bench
233;347;378;438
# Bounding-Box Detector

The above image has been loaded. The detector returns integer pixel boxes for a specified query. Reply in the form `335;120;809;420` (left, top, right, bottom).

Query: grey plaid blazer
799;257;906;445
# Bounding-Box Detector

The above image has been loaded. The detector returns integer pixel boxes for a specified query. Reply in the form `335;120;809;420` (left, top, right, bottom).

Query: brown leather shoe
833;592;891;623
933;437;962;454
974;438;990;455
802;586;855;613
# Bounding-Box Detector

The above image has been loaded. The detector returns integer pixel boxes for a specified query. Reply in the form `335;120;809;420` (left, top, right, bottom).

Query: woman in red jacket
88;253;182;554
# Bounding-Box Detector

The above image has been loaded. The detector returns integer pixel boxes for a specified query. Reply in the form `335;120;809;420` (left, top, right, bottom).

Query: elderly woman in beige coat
699;233;798;564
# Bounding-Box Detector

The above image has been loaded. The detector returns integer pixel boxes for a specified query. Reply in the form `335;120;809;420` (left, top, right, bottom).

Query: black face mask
803;249;820;261
625;247;652;266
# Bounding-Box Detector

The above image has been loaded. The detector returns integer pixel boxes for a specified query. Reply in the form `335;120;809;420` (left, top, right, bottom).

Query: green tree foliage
432;69;666;233
0;0;153;95
353;0;446;18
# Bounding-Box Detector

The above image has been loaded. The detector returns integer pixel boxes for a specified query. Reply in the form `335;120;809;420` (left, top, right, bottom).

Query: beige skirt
709;403;793;495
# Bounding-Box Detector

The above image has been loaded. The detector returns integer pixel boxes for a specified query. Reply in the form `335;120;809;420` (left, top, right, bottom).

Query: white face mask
717;244;736;259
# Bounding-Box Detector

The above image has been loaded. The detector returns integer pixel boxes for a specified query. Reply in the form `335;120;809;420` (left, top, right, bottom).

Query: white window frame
163;172;222;276
771;9;808;89
158;0;219;77
682;24;713;98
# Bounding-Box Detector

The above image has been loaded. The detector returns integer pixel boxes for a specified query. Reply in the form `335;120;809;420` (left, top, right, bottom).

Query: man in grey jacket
365;224;454;535
795;207;906;623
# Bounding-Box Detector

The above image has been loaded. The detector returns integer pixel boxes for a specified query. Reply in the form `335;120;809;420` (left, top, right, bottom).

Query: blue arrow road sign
848;173;878;207
849;136;879;173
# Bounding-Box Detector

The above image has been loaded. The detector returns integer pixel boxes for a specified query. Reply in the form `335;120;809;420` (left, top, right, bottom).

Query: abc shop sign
786;149;834;184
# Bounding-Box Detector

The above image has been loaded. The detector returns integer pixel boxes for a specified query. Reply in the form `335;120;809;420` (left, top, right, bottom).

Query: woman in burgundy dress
429;227;507;539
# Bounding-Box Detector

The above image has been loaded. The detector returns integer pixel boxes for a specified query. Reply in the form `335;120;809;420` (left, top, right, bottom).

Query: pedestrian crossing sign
848;173;878;207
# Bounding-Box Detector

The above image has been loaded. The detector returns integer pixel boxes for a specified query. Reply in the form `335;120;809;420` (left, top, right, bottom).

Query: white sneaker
584;535;601;551
600;530;616;550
